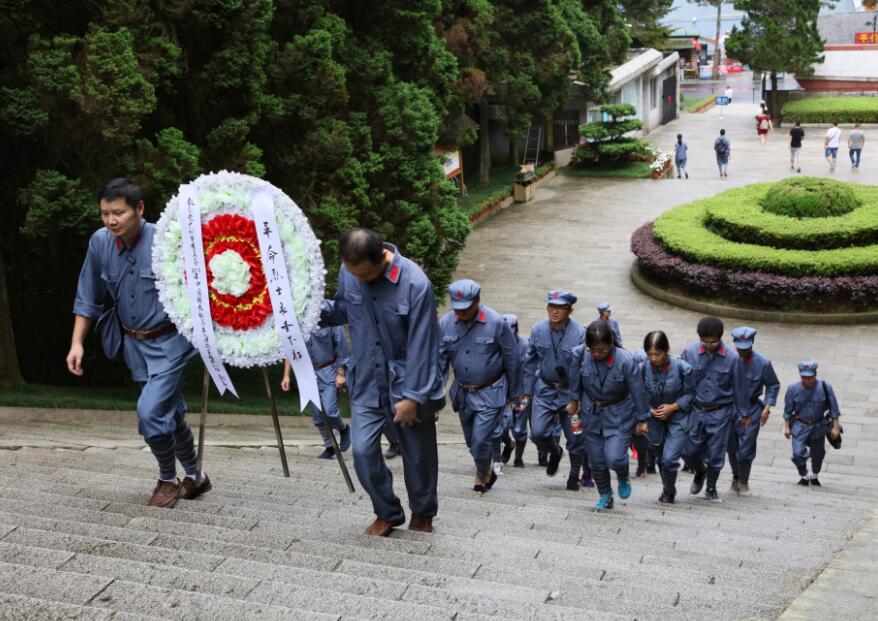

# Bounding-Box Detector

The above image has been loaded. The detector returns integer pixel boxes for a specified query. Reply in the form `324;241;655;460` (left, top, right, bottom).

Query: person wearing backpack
714;129;731;178
783;360;842;487
755;109;772;146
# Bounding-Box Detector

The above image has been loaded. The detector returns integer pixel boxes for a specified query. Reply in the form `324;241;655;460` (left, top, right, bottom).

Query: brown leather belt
314;357;337;370
592;394;627;407
122;323;176;341
694;401;732;413
458;372;504;393
794;415;823;426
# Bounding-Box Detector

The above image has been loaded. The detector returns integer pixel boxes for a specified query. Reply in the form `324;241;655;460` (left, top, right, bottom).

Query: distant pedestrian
848;122;865;169
755;109;772;146
596;302;623;348
724;85;733;104
789;120;804;173
714;129;731;178
824;121;841;171
674;134;688;179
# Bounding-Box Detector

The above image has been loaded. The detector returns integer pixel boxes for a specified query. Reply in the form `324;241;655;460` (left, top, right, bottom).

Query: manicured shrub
780;96;878;124
760;177;859;218
705;183;878;250
573;103;652;164
653;199;878;277
631;223;878;312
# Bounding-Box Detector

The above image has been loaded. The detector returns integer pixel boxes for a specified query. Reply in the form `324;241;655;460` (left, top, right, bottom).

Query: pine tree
725;0;826;114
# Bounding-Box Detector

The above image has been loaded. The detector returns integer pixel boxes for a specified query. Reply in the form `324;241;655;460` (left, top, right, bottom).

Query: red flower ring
202;214;272;330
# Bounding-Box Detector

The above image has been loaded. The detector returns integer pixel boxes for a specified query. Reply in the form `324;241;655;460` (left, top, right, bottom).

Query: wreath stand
194;367;355;493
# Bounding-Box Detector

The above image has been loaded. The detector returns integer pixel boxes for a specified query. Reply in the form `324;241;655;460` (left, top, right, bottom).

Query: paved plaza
1;101;877;619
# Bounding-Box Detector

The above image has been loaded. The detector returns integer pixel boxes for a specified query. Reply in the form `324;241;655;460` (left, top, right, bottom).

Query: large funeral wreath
152;171;325;367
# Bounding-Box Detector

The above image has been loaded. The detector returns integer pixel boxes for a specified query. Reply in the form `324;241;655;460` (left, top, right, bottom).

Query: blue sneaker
618;476;632;499
339;425;351;452
594;493;614;511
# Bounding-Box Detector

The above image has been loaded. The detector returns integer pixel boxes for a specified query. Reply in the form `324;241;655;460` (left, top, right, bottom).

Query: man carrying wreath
321;228;445;536
66;178;210;509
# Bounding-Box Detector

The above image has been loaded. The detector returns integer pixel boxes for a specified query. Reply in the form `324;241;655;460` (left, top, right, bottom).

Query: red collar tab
114;231;141;253
652;362;670;373
478;309;486;323
802;382;814;390
386;264;400;284
699;343;725;356
592;352;614;366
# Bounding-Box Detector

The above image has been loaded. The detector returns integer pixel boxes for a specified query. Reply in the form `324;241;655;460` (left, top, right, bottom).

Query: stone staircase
0;437;874;620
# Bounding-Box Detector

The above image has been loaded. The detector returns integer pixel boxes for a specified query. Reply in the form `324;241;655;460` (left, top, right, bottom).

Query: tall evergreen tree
619;0;674;49
725;0;826;114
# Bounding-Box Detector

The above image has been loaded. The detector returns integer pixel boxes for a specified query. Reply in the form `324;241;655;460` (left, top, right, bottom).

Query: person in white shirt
824;121;842;171
724;85;733;103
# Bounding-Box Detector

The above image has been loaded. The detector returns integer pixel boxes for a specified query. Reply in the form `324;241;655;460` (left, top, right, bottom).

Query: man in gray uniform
67;178;207;509
783;360;842;487
439;280;520;492
523;291;588;489
321;228;445;536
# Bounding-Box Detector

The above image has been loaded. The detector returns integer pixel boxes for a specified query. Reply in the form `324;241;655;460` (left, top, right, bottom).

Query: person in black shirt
789;120;805;173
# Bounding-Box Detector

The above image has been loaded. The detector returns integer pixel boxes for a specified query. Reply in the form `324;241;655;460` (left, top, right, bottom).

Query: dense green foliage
653;182;878;277
573;104;652;164
0;1;628;386
705;183;878;250
619;0;674;49
725;0;825;78
780;97;878;124
760;177;860;218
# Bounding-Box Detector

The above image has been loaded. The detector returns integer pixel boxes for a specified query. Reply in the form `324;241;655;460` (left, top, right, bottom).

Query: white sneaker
493;462;503;476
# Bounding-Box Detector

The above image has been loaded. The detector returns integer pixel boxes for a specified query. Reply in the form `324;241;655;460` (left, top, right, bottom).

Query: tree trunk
0;248;24;388
479;97;490;185
770;71;778;123
712;2;722;81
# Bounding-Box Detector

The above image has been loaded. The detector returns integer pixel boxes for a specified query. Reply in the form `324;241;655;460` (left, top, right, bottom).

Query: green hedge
760;177;859;218
706;184;878;250
780;96;878;124
654;195;878;277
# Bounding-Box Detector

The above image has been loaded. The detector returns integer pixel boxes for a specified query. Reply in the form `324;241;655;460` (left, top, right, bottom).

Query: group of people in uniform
67;179;845;537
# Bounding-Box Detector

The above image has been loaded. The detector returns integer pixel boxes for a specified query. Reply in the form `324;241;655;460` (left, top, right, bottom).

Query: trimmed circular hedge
653;181;878;277
760;177;859;218
705;183;878;250
631;223;878;312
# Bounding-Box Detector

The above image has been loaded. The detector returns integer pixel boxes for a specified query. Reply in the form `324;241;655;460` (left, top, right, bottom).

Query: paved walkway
0;101;876;619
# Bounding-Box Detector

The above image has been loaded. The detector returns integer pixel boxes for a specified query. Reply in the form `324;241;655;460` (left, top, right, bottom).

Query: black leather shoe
810;477;821;487
501;440;515;464
384;444;401;460
690;472;706;494
658;490;675;504
538;449;548;467
566;475;580;491
485;470;498;490
798;477;810;486
318;447;334;459
546;446;563;477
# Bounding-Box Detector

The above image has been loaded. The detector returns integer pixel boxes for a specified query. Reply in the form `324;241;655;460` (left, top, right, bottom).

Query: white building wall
812;49;878;79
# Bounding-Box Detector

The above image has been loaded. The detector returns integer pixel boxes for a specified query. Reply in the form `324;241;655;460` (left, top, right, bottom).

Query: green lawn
561;161;652;179
0;363;336;415
680;93;715;113
461;166;516;217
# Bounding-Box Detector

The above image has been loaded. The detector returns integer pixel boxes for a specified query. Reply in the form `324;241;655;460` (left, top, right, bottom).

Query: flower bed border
631;222;878;317
469;164;556;226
